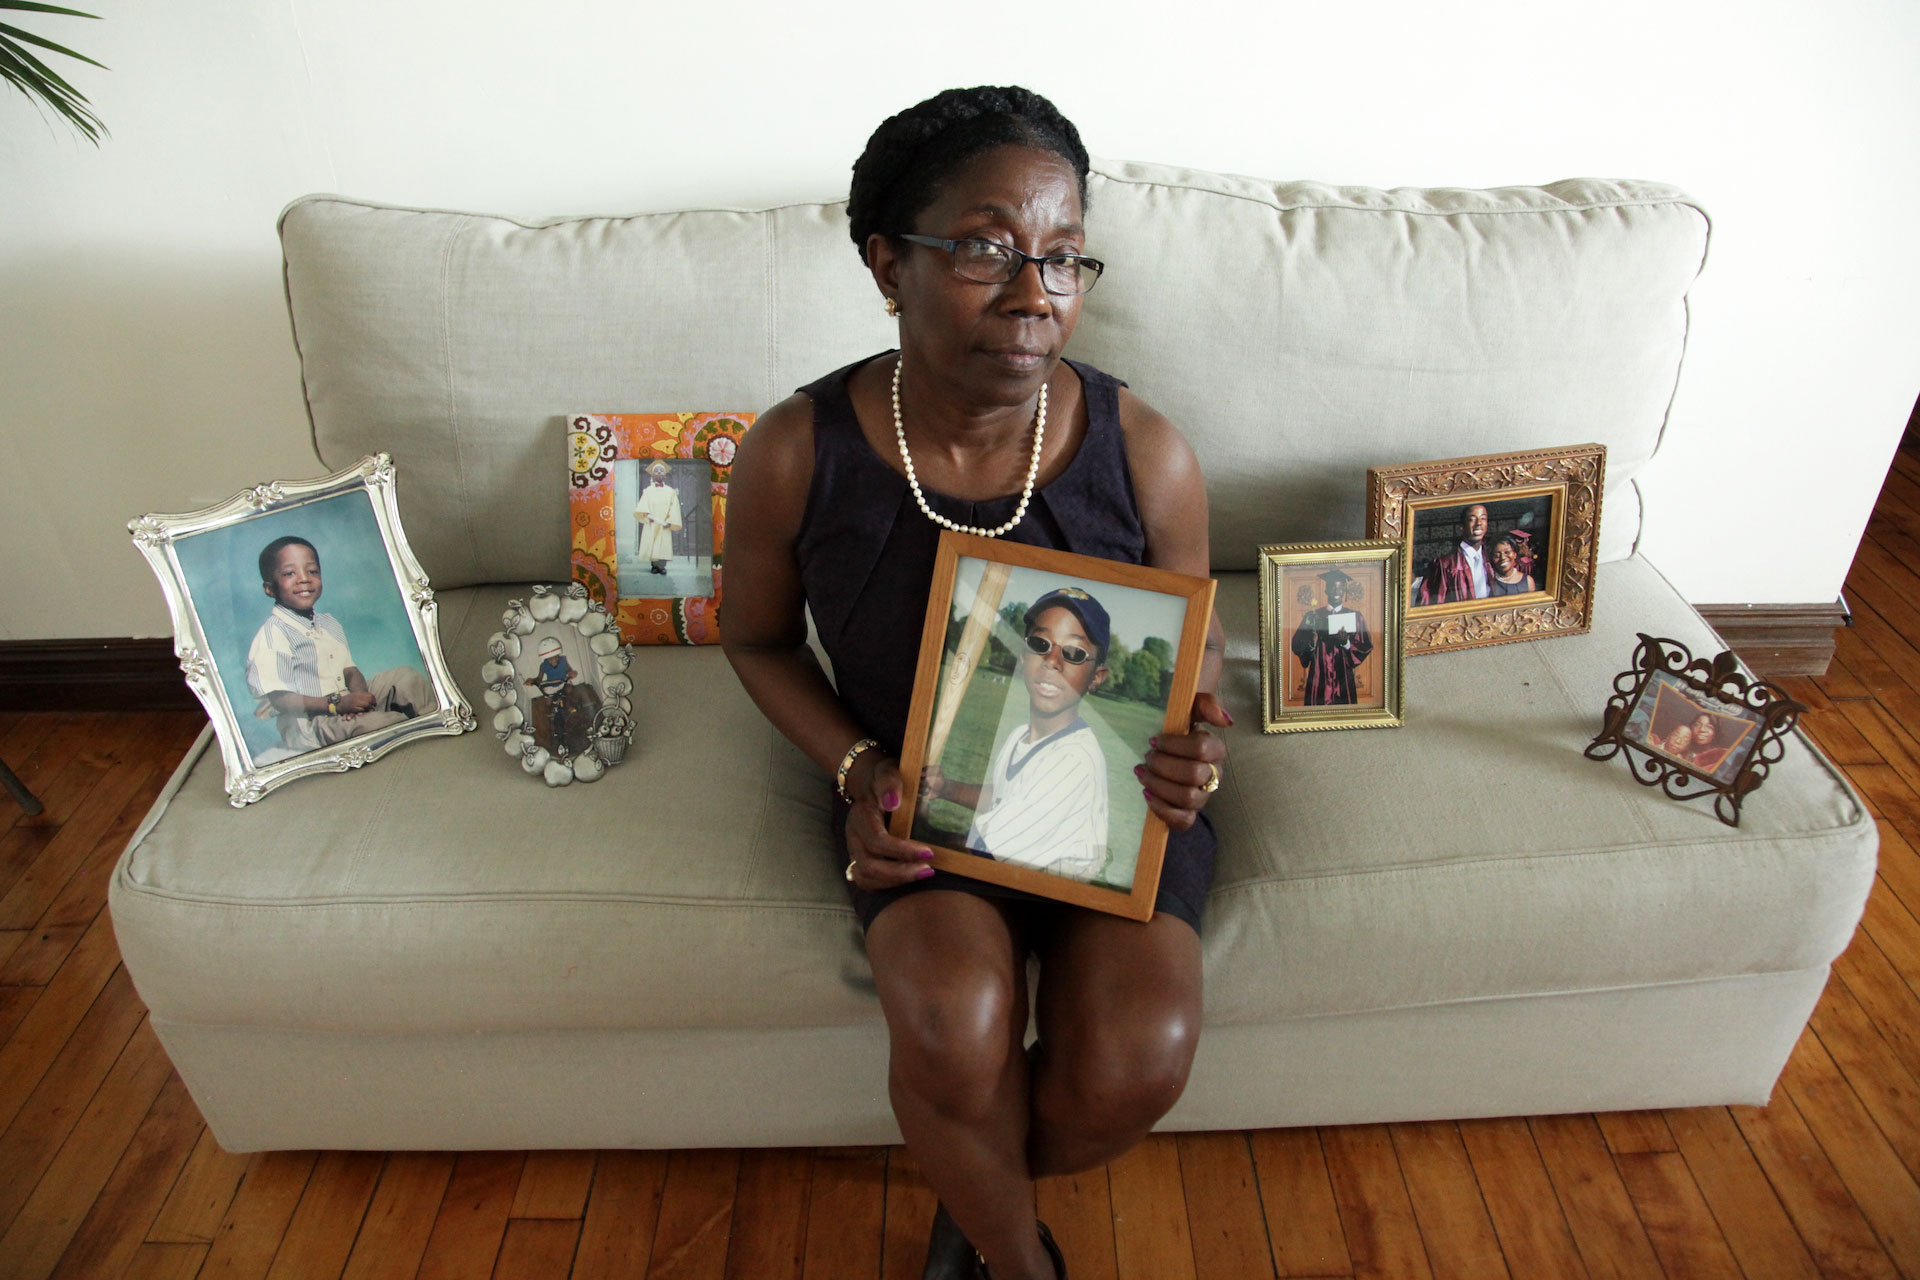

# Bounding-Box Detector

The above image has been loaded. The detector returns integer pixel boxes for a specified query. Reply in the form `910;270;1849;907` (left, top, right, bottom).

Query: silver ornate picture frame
129;454;475;806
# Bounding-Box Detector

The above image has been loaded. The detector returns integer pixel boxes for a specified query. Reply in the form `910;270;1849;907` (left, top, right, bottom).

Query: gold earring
884;297;900;318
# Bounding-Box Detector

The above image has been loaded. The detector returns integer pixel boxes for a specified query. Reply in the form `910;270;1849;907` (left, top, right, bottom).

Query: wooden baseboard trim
1695;601;1850;679
0;637;201;713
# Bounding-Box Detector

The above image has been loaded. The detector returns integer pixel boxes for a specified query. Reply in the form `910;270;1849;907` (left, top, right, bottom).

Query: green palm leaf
0;1;104;144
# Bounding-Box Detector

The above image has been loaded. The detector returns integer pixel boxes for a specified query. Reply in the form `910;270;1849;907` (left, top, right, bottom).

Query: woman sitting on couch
723;85;1228;1280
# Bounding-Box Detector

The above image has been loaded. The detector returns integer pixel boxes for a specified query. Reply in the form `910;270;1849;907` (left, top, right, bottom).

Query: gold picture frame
1367;444;1606;655
1258;540;1406;733
890;532;1217;922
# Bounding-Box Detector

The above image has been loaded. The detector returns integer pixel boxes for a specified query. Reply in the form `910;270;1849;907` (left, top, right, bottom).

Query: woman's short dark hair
848;85;1090;263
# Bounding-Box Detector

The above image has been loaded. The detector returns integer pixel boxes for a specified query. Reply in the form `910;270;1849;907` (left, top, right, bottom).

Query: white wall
3;0;1916;639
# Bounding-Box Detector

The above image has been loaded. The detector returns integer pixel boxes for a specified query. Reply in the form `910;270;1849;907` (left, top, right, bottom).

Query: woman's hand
846;755;938;890
1137;691;1232;831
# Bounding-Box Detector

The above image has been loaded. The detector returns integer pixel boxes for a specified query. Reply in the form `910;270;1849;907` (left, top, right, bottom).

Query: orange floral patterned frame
568;412;754;645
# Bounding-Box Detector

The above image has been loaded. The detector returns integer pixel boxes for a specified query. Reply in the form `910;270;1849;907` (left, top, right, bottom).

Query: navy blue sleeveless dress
796;353;1217;933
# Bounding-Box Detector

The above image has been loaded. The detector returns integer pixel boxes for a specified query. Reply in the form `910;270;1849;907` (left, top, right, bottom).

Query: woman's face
1691;715;1716;747
1023;605;1106;716
1492;540;1517;575
873;145;1086;408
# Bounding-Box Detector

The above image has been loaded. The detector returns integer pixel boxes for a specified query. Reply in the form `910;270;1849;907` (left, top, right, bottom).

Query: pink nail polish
1224;708;1236;726
1132;764;1145;777
1149;736;1160;748
882;790;899;810
916;867;935;880
918;849;936;861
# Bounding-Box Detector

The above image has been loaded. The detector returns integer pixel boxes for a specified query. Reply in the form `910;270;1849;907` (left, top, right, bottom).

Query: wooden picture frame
1584;634;1806;827
129;454;475;807
568;412;754;645
890;532;1217;921
1258;540;1406;733
1367;443;1606;655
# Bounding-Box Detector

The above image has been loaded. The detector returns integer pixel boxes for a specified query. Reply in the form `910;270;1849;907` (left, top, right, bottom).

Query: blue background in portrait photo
171;490;428;763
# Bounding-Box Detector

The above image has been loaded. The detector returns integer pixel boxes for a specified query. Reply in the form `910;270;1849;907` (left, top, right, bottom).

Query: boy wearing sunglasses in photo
920;586;1113;882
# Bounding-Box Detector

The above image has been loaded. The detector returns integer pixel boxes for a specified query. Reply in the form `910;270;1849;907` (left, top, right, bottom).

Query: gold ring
845;861;856;882
1201;763;1221;794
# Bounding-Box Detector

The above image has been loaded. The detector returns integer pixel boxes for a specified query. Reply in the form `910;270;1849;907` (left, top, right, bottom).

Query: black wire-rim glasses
896;234;1105;296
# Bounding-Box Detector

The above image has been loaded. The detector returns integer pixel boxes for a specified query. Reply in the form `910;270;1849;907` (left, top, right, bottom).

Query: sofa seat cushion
111;558;1874;1038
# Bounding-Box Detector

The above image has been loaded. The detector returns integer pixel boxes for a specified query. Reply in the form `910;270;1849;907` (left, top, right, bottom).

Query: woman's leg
1028;910;1203;1176
865;891;1056;1280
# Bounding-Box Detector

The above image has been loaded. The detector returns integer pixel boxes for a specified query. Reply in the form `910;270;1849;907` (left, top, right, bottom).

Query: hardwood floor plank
1456;1118;1586;1280
0;924;86;989
1107;1133;1198;1280
0;928;26;972
121;1241;210;1280
1839;763;1920;834
1662;1105;1822;1280
0;1019;173;1280
1810;970;1920;1184
412;1151;523;1280
723;1148;810;1280
0;715;172;930
647;1148;738;1280
262;1149;383;1280
338;1151;454;1280
799;1146;884;1280
572;1150;668;1280
1248;1127;1351;1279
879;1146;937;1280
1612;1150;1742;1280
1838;699;1920;798
0;985;39;1053
1389;1121;1508;1280
45;1073;200;1280
509;1150;596;1221
194;1150;321;1280
1321;1124;1432;1280
1818;653;1873;702
1731;1093;1901;1280
0;718;102;859
1833;915;1920;1085
0;966;148;1234
1873;819;1920;928
1526;1114;1662;1280
1861;875;1920;996
39;738;186;933
1036;1164;1118;1280
0;911;124;1134
492;1217;581;1280
1175;1131;1275;1280
1799;703;1883;766
1592;1110;1676;1157
149;1127;253;1245
1777;1027;1920;1275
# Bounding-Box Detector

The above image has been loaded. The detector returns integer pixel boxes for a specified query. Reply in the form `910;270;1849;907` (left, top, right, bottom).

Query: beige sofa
109;162;1878;1151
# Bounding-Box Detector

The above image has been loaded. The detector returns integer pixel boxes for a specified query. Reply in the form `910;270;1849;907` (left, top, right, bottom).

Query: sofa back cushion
280;164;1706;588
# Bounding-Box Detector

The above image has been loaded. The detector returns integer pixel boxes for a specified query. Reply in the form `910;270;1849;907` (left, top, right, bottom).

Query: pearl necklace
892;355;1046;539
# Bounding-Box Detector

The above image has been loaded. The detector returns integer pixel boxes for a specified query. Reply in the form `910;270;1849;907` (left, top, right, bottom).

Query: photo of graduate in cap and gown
1290;568;1375;706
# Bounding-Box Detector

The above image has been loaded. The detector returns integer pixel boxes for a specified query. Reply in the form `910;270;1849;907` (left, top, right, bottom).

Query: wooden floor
5;464;1920;1278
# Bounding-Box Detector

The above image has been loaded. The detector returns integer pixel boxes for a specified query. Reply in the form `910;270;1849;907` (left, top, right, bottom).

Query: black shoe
1037;1220;1067;1278
923;1202;978;1280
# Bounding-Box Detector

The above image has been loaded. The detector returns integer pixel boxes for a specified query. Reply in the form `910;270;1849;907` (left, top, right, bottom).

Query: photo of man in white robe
633;460;683;576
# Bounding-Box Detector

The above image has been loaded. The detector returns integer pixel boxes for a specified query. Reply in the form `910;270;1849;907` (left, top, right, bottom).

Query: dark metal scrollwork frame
1583;634;1806;828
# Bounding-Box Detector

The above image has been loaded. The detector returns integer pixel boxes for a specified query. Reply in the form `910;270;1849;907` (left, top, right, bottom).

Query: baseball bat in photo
925;561;1011;770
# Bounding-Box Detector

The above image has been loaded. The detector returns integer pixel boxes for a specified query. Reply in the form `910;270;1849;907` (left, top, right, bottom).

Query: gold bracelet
835;737;880;803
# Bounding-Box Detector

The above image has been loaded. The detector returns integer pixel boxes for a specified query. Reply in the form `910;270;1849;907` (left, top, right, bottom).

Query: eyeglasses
1024;634;1095;665
897;235;1105;296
